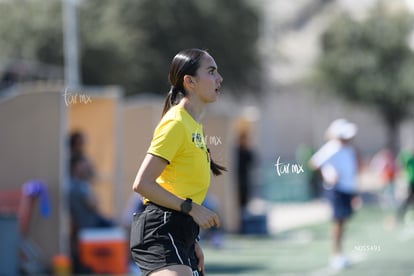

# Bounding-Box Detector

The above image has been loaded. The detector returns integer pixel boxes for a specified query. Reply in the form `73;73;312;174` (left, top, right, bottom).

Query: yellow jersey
147;105;210;204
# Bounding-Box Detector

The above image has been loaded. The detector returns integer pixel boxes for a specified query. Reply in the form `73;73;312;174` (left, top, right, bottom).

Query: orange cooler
78;227;128;274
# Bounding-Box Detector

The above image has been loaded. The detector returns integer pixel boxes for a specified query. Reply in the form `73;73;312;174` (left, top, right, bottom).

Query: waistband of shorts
145;202;179;213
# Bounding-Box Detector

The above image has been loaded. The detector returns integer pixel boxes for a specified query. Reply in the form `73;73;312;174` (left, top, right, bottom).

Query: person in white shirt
309;118;359;270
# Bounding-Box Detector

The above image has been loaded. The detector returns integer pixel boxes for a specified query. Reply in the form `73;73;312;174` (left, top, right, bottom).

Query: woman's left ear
184;75;195;87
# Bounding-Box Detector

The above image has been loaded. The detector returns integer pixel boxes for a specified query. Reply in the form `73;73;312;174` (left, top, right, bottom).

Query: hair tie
169;86;178;105
171;85;180;94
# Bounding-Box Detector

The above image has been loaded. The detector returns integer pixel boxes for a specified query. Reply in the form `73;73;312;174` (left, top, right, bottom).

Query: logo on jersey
192;132;206;150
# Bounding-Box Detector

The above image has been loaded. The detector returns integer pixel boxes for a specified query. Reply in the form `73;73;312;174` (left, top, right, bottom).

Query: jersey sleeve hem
147;151;171;164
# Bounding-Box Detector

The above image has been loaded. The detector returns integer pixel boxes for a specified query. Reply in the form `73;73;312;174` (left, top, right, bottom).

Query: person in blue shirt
310;119;359;270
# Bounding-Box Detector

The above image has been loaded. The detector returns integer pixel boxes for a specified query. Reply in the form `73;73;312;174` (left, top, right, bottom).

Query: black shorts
327;190;355;220
130;203;202;276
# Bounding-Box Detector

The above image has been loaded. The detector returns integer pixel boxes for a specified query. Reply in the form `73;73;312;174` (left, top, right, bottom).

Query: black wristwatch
180;198;192;214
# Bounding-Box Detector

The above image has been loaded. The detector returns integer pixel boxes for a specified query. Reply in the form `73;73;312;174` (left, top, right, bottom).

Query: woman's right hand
189;203;221;229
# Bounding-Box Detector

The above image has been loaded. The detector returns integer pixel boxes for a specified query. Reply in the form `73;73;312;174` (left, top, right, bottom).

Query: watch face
181;199;192;213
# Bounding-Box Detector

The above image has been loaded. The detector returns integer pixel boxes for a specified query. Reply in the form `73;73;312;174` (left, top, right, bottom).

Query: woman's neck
178;97;205;123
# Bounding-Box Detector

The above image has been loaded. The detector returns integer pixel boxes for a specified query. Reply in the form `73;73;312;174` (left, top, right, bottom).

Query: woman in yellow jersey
130;48;226;276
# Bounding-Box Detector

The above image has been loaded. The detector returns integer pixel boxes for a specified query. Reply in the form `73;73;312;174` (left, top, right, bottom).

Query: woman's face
191;54;223;103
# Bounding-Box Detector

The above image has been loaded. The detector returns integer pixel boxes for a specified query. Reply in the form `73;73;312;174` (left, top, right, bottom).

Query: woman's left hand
195;241;204;273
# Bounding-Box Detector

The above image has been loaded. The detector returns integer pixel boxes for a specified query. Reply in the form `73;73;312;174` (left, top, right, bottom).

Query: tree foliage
0;0;261;96
0;1;63;64
317;8;414;149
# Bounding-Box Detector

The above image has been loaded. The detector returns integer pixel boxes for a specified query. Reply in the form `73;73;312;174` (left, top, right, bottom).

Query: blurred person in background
235;128;259;234
397;148;414;223
236;131;255;212
68;131;111;230
130;48;226;276
370;148;398;209
309;119;359;270
69;131;95;179
68;132;113;273
69;155;113;230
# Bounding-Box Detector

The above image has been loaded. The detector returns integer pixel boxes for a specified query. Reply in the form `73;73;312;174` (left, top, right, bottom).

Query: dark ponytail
208;148;227;176
161;86;181;117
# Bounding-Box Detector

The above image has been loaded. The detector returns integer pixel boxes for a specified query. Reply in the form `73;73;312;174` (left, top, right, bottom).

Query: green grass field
202;206;414;276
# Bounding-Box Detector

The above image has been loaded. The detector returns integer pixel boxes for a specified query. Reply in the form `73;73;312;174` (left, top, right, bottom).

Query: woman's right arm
133;154;220;229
